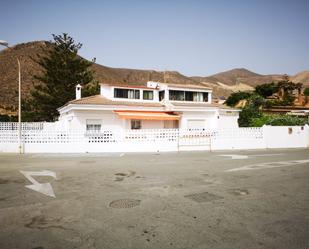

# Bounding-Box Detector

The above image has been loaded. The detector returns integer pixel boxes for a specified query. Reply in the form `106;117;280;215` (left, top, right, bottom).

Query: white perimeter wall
0;123;308;153
265;126;308;148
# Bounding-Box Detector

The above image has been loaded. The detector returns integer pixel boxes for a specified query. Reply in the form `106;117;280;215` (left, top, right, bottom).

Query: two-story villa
57;81;239;131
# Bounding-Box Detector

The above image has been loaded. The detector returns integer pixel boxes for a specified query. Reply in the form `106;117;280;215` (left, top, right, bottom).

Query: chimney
76;84;82;100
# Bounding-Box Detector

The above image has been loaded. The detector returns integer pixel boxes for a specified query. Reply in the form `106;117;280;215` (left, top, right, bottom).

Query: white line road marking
226;159;309;172
20;170;57;198
219;153;283;160
220;155;249;160
250;153;283;157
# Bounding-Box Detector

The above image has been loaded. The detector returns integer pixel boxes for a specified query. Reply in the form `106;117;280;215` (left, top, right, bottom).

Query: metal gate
178;129;214;150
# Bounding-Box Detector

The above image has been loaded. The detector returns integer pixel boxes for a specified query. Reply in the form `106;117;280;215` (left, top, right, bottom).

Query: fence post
177;128;180;152
263;125;268;149
305;124;309;148
209;131;212;152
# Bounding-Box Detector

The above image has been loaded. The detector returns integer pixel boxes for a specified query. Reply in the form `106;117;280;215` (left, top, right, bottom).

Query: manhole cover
109;199;141;208
184;192;223;203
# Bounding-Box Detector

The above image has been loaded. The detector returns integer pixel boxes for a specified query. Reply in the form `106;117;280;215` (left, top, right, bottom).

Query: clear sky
0;0;308;76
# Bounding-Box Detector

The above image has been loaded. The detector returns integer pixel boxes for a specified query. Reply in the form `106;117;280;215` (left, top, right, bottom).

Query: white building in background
57;81;240;131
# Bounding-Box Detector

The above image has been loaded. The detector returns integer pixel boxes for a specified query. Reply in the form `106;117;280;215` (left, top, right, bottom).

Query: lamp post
0;40;22;153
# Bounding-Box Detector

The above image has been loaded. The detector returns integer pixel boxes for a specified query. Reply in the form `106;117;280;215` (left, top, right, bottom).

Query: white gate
178;129;214;151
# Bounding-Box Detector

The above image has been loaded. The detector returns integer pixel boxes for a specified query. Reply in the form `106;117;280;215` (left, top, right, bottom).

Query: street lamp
0;40;22;153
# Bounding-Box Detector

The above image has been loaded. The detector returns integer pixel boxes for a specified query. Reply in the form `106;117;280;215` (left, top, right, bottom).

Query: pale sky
1;0;309;76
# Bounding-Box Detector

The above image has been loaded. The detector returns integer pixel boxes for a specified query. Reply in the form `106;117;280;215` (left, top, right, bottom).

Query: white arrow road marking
220;155;249;160
226;159;309;172
20;170;57;198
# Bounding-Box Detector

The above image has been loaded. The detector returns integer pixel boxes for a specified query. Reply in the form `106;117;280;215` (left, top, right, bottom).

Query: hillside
0;41;205;114
291;71;309;85
1;41;309;115
191;68;285;87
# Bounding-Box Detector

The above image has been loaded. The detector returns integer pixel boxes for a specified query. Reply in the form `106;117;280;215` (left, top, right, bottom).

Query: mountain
0;41;202;114
291;71;309;85
0;41;309;115
191;68;285;87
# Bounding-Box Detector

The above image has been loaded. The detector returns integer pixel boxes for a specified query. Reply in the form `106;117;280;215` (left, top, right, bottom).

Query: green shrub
0;114;17;122
225;91;253;107
249;115;272;127
281;94;295;106
255;82;279;98
249;114;307;127
238;105;261;127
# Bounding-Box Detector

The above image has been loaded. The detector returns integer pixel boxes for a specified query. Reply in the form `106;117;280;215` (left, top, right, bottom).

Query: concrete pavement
0;149;308;249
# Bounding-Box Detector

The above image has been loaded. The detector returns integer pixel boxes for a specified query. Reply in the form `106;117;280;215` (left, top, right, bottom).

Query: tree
238;94;264;127
304;87;309;104
254;82;278;98
277;77;301;100
82;81;100;97
225;91;253;107
25;33;94;121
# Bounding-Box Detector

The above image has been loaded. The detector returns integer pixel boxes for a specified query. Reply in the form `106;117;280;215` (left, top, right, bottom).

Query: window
203;92;209;102
169;90;209;102
169;90;185;101
86;124;101;132
185;91;194;101
193;92;203;102
114;88;140;99
159;91;165;101
143;90;153;100
131;120;141;129
86;119;101;133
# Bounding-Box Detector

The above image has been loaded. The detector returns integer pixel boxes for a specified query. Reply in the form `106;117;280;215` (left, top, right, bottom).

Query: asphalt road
0;149;309;249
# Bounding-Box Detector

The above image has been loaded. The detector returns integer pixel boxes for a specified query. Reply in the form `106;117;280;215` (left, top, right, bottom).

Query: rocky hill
1;41;308;114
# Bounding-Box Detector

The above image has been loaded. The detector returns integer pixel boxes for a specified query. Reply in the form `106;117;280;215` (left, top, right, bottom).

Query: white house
57;81;240;132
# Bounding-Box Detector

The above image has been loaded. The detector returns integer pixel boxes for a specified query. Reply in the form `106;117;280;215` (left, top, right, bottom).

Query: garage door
187;119;206;130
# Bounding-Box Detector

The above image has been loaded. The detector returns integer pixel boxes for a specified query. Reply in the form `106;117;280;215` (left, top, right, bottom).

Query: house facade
57;81;239;132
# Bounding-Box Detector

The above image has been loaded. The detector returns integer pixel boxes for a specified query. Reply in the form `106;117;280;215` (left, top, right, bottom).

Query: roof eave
58;103;165;112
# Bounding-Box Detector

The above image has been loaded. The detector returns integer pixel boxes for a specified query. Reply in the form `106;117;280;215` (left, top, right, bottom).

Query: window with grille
131;120;141;129
86;119;101;133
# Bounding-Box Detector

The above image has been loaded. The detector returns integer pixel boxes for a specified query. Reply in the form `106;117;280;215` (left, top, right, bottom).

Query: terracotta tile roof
68;95;163;107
